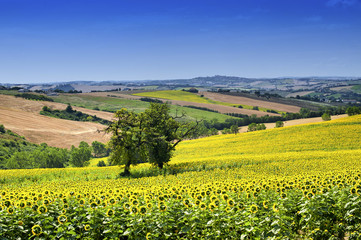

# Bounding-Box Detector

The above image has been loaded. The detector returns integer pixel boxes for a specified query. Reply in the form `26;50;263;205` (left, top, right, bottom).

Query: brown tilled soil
0;95;111;148
201;92;301;113
236;114;348;133
85;92;278;117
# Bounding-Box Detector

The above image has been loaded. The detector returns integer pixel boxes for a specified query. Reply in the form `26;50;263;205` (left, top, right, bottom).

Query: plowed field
0;94;110;148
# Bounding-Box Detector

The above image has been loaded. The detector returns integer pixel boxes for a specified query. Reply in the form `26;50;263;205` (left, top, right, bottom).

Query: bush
346;106;361;116
0;124;5;134
97;160;107;167
275;121;284;128
248;123;266;132
322;113;331;121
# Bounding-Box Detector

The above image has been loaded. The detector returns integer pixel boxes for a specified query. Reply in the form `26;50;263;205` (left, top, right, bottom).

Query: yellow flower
7;206;14;214
31;225;42;236
37;205;47;214
159;204;167;212
139;206;147;215
84;224;91;231
58;214;67;224
272;203;279;213
263;200;269;209
227;199;235;207
106;209;114;217
249;204;258;214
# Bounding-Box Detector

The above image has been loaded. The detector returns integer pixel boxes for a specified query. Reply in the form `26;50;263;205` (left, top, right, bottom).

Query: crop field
1;115;361;239
0;94;110;148
201;92;301;113
54;93;236;123
134;90;281;116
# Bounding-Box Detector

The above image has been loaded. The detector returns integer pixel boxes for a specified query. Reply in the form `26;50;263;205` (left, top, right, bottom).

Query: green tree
106;103;198;175
230;125;239;134
65;104;74;113
248;123;266;132
275;121;284;128
70;141;91;167
92;141;108;157
0;124;5;134
346;106;361;116
321;113;331;121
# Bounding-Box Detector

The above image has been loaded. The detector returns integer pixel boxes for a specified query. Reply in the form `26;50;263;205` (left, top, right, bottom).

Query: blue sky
1;0;361;83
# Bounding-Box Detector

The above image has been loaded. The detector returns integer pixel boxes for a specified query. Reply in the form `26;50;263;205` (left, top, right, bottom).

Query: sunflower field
1;115;361;239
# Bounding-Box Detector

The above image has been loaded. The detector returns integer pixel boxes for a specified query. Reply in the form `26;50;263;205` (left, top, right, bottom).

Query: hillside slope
173;115;361;176
0;94;110;148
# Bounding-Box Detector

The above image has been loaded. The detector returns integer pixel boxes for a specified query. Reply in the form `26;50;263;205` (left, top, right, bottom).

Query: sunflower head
31;225;42;236
58;214;67;224
106;209;114;217
249;204;258;214
37;205;47;214
84;224;91;231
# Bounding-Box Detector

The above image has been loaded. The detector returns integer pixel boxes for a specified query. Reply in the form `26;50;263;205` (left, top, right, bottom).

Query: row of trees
41;105;111;125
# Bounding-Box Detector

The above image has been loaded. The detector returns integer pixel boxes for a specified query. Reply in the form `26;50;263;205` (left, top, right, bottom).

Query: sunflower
31;225;42;236
90;202;98;209
108;198;116;205
18;200;26;208
146;232;152;240
37;205;47;214
79;198;86;206
7;206;14;214
222;194;229;201
249;204;258;214
262;200;269;209
280;192;287;199
183;199;191;207
106;209;114;217
159;204;167;212
227;199;235;207
306;192;314;199
84;224;91;231
131;206;138;214
209;202;216;212
147;202;153;209
58;214;67;224
237;202;245;211
210;195;218;202
272;203;279;213
123;202;130;210
199;202;206;210
139;206;147;215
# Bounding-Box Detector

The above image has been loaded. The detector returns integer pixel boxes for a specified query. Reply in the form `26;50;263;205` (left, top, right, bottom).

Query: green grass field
53;94;235;122
351;84;361;94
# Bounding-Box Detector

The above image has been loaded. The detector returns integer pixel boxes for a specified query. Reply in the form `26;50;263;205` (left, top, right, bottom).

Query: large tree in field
106;103;198;175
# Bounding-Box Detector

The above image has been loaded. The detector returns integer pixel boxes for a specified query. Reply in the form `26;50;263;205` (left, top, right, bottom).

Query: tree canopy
106;103;198;175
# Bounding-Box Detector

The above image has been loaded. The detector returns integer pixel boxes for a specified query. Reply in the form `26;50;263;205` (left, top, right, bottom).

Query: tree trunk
158;162;164;169
123;160;131;176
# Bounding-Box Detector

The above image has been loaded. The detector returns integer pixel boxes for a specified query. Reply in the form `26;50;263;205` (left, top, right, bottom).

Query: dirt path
201;92;301;113
0;95;110;148
236;114;348;133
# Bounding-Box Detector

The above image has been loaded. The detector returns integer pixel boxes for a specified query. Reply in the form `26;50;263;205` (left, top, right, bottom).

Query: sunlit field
1;115;361;239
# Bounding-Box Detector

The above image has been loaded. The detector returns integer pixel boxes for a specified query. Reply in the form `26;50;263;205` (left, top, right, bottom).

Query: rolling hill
0;94;110;148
